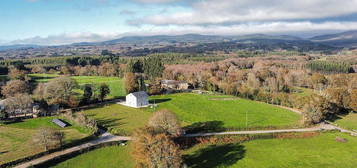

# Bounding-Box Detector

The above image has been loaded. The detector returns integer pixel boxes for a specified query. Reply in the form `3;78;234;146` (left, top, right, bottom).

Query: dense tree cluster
307;61;354;73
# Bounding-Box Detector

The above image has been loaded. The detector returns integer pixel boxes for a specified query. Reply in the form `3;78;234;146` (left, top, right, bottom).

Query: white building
125;91;149;108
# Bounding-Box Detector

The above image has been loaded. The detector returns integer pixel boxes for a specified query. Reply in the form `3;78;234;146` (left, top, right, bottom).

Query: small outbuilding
125;91;149;108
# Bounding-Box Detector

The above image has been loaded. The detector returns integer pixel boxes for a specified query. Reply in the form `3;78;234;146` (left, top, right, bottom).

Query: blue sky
1;0;357;45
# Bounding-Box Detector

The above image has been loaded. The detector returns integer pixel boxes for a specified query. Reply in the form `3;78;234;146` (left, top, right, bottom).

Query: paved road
14;132;130;168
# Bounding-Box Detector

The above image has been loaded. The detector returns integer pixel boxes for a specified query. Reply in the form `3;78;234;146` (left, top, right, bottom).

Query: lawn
334;112;357;131
29;74;125;99
149;93;301;130
48;132;357;168
50;145;134;168
0;117;91;164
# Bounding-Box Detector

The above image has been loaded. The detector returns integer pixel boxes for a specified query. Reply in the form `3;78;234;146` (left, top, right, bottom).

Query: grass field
83;104;152;135
49;132;357;168
334;112;357;131
51;145;134;168
0;117;91;164
149;93;300;130
29;74;126;99
83;93;300;135
184;132;357;168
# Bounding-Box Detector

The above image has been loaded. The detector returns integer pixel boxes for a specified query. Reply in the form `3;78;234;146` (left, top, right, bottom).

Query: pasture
48;132;357;168
184;132;357;168
0;117;91;164
149;93;301;131
83;93;300;135
29;74;126;99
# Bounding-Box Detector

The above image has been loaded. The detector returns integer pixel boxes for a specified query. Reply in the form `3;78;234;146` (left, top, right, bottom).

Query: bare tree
1;80;29;98
44;76;78;107
33;128;64;151
148;109;182;137
4;94;33;118
132;127;182;168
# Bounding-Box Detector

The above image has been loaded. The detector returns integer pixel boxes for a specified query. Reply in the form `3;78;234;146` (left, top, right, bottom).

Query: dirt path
14;132;130;168
183;123;336;137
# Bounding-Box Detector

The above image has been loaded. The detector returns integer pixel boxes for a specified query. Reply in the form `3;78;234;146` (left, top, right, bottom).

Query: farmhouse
161;80;189;90
125;91;149;108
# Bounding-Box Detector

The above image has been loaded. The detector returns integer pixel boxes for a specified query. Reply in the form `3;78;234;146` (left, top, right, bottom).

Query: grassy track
49;132;357;168
29;74;125;99
0;117;91;164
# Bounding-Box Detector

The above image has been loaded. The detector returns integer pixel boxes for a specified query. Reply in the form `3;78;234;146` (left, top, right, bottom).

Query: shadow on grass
184;144;245;168
327;110;353;122
184;121;226;134
149;98;171;104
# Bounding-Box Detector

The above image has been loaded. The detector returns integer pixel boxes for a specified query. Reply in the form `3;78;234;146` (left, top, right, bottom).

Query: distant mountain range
0;44;40;51
310;30;357;47
3;30;357;52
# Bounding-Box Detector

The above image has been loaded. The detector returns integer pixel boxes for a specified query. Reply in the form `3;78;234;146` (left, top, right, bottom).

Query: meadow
48;132;357;168
83;93;300;135
0;117;91;164
333;112;357;131
29;74;126;99
149;93;301;131
50;145;134;168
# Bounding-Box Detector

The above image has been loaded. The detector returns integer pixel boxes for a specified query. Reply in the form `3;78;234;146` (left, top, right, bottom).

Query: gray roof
52;119;67;128
129;91;148;98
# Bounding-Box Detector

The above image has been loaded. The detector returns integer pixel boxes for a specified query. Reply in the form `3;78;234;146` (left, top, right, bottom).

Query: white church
124;91;149;108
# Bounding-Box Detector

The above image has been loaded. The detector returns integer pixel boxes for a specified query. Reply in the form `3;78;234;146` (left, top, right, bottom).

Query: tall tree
44;76;78;107
124;72;139;94
127;60;143;73
148;109;182;137
132;127;182;168
98;83;110;101
144;57;164;80
1;80;29;98
82;84;93;104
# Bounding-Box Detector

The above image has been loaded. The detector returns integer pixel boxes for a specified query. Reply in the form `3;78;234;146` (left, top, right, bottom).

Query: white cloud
131;0;357;25
127;21;357;36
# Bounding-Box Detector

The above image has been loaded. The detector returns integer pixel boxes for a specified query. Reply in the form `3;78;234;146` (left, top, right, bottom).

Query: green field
29;74;126;99
83;93;300;135
51;145;134;168
184;132;357;168
83;104;152;135
334;112;357;131
0;117;91;164
149;93;300;130
49;132;357;168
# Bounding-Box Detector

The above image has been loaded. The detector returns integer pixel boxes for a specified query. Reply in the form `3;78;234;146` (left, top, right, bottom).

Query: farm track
14;131;130;168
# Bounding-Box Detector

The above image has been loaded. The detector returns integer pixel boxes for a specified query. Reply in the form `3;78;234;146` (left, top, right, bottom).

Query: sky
1;0;357;45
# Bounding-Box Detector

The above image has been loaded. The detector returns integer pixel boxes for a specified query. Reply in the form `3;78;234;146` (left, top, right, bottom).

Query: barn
125;91;149;108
